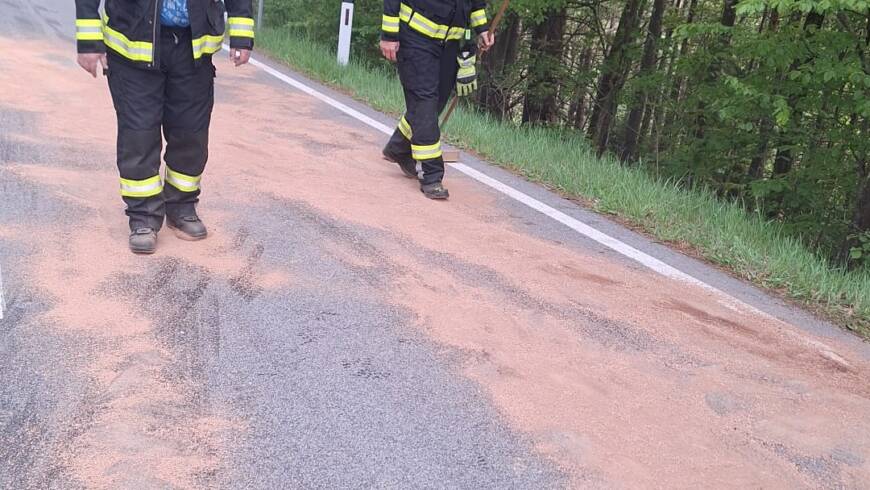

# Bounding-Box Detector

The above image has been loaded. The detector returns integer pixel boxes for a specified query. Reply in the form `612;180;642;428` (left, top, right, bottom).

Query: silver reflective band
165;174;200;191
409;17;446;38
470;10;487;26
76;25;102;34
104;30;152;60
120;179;162;196
398;4;465;40
413;148;442;159
193;39;223;57
399;116;413;139
229;25;255;34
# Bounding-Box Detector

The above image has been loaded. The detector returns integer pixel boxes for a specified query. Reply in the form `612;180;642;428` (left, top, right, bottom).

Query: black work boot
383;147;418;179
167;215;208;241
421;182;449;200
129;228;158;254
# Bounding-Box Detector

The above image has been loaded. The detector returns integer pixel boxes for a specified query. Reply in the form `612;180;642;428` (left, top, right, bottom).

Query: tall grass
256;28;870;337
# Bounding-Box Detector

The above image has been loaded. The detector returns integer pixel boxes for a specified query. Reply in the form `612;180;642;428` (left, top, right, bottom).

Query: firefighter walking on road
380;0;494;200
75;0;255;254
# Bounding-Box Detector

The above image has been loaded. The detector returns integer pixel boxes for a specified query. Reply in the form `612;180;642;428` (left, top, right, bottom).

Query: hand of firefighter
477;30;495;53
77;53;107;78
456;51;478;97
230;48;252;67
380;40;400;63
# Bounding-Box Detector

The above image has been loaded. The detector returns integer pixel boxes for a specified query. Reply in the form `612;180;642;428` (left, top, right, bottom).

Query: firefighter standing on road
75;0;255;254
380;0;494;200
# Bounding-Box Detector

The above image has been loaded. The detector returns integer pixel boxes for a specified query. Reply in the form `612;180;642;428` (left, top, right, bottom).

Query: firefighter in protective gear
75;0;255;254
380;0;494;200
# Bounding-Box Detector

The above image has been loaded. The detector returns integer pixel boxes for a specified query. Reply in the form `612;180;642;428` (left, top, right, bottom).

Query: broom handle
440;0;511;127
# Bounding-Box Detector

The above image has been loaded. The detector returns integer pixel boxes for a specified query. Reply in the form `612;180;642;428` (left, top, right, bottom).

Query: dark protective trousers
384;29;459;186
107;26;215;231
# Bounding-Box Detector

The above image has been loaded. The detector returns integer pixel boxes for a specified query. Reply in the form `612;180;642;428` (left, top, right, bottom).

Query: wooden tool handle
440;0;511;128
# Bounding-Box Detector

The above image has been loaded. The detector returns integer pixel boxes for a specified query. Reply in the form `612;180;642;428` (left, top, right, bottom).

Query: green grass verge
255;28;870;337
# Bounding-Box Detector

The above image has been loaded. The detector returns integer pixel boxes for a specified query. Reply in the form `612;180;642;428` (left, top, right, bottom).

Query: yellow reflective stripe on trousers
192;34;224;59
120;175;163;198
398;115;413;140
76;19;103;41
470;9;488;28
399;3;465;40
102;16;153;62
382;15;400;33
411;142;442;160
227;16;255;38
165;167;202;192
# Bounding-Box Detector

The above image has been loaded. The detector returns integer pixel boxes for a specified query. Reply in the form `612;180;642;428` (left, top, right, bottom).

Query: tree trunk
522;9;568;124
721;0;738;30
745;6;780;182
771;11;825;177
692;0;739;142
843;135;870;266
852;176;870;237
572;47;594;131
662;0;698;146
587;0;644;155
841;71;869;266
620;0;667;163
748;117;773;179
648;0;682;159
478;12;520;119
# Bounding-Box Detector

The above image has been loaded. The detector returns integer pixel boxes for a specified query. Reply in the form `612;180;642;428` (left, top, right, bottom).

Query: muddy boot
383;147;418;179
129;228;158;254
421;182;449;200
167;215;208;241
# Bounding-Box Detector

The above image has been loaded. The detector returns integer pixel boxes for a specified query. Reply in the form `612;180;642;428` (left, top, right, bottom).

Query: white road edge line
0;262;5;320
450;164;847;369
235;48;834;345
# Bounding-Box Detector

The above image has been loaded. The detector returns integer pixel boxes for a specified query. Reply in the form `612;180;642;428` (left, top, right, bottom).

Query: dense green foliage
257;0;869;273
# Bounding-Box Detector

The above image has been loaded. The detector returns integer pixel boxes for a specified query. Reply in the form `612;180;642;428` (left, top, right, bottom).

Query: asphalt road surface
2;1;870;488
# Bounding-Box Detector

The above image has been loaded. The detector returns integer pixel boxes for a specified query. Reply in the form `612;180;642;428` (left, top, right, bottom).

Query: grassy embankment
255;28;870;337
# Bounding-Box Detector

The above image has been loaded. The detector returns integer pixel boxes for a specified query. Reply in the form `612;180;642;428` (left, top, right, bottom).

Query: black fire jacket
75;0;254;69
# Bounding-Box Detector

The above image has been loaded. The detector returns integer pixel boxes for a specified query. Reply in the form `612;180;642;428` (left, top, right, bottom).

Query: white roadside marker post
337;0;355;66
